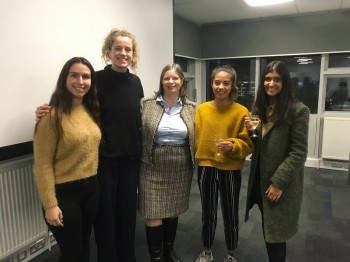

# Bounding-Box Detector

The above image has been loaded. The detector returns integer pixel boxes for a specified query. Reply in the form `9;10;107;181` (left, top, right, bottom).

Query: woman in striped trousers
194;65;254;262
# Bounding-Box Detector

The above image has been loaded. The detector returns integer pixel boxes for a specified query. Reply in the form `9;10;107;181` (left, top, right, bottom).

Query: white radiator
0;155;49;261
321;117;350;161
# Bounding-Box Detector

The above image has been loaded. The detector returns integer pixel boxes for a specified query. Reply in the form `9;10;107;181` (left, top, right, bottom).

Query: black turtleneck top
96;65;144;158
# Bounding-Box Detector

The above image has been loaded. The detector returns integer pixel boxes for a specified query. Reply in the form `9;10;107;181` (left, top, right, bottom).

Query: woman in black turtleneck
93;28;144;262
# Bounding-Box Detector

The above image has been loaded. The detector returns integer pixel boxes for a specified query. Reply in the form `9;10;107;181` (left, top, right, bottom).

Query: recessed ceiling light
244;0;294;7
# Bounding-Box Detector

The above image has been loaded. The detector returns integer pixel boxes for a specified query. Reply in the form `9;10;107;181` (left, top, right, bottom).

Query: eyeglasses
265;76;282;83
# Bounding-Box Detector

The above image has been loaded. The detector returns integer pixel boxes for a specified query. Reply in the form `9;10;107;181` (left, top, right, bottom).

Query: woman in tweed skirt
138;64;196;262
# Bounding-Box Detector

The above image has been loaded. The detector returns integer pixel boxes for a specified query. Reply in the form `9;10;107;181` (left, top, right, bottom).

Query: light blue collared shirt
155;96;188;145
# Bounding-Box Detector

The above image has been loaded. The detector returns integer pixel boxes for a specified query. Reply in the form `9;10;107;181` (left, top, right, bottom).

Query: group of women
33;28;309;262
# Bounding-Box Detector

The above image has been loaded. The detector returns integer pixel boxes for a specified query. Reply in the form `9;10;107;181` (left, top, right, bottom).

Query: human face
109;35;133;72
264;70;283;97
66;63;91;104
212;71;232;102
162;69;183;97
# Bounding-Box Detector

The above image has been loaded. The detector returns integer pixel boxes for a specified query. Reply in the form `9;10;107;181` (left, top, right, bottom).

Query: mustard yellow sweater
195;101;254;171
33;104;101;209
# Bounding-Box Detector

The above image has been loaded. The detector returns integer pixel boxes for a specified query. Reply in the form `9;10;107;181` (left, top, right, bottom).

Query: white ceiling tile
295;0;343;13
174;0;350;25
174;0;205;4
254;2;298;18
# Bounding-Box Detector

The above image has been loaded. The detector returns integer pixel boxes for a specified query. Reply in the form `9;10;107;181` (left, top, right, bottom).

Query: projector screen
0;0;173;160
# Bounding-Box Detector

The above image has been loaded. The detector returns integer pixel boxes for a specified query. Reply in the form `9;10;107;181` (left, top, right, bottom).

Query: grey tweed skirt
138;144;193;219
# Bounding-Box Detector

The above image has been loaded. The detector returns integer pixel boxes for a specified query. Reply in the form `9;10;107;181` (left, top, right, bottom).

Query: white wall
0;0;173;148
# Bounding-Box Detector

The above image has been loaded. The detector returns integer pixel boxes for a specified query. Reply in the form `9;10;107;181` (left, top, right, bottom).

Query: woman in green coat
244;61;310;262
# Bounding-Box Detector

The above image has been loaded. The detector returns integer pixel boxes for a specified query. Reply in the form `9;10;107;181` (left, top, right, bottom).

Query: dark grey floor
31;162;350;262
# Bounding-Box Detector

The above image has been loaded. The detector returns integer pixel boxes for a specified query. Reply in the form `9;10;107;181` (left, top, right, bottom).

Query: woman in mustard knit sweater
195;65;254;262
33;57;101;262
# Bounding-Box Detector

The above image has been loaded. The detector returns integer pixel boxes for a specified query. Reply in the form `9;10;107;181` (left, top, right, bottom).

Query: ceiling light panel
244;0;294;7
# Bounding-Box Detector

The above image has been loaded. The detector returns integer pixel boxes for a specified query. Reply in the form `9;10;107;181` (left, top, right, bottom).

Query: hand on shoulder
35;103;51;121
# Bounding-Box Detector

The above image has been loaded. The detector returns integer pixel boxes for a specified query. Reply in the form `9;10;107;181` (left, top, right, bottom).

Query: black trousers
94;156;140;262
47;175;100;262
198;166;242;251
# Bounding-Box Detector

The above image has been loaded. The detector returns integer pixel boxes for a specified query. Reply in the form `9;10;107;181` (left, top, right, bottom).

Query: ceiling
174;0;350;26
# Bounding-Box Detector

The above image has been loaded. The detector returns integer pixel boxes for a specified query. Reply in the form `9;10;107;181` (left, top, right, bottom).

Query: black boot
146;225;164;262
265;242;286;262
163;218;182;262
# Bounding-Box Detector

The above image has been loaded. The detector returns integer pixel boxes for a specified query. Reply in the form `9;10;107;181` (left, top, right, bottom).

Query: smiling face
264;70;283;98
66;63;91;104
162;69;183;97
109;35;133;72
212;71;233;103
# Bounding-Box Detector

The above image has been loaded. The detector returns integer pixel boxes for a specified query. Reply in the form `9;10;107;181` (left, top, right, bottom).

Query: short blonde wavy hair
101;28;140;72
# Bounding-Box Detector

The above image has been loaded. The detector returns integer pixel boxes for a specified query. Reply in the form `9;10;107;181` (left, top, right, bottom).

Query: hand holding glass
249;114;260;138
214;138;225;162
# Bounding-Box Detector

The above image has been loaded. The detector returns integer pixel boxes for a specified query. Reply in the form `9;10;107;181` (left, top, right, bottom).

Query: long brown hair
36;57;100;138
254;60;296;124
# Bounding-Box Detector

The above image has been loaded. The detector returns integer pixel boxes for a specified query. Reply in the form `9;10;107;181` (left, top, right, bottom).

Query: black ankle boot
163;242;182;262
146;225;164;262
265;242;286;262
162;218;182;262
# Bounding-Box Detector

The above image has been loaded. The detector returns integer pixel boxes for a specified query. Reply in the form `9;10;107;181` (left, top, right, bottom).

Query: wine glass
249;113;260;138
214;138;225;162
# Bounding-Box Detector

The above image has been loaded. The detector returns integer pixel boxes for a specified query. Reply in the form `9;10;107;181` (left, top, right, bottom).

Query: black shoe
151;258;165;262
163;242;182;262
163;252;182;262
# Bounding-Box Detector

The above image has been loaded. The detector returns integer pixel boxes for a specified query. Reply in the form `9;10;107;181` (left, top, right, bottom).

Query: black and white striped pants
197;166;242;251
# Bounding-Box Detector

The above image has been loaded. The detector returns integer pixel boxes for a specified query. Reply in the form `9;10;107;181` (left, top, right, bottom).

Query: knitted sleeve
194;106;202;154
33;111;59;210
226;107;254;159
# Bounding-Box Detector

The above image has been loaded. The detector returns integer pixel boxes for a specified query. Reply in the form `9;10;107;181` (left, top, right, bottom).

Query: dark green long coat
245;102;310;243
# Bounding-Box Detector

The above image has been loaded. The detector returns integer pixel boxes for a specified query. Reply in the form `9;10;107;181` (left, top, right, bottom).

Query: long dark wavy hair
36;57;100;137
253;60;296;124
155;63;187;102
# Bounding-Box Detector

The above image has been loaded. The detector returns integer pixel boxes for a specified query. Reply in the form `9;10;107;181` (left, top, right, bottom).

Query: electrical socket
29;238;45;255
17;250;27;261
331;162;343;168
